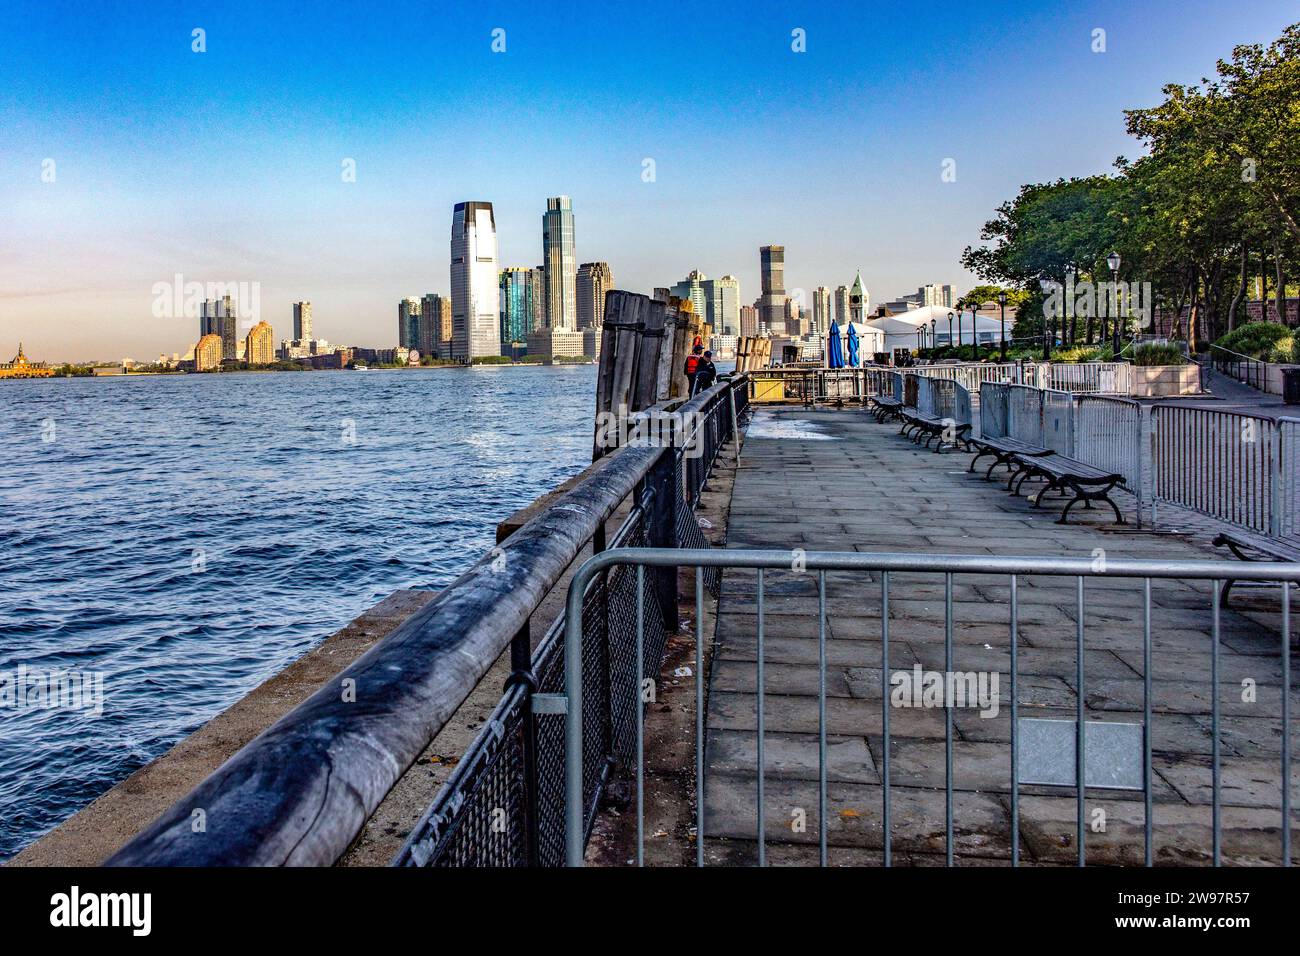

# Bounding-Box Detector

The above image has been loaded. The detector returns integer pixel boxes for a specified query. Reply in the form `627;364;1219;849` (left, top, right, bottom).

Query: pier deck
702;405;1298;865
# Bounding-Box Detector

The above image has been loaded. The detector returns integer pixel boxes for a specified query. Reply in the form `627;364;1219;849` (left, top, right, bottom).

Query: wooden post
633;298;667;410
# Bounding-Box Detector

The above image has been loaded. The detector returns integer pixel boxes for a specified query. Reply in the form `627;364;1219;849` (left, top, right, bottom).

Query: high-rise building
849;271;869;324
420;293;451;359
194;333;224;371
451;201;501;360
529;267;545;332
670;270;709;325
941;284;956;308
813;287;831;336
740;304;758;337
542;196;577;331
759;245;787;336
292;301;312;340
245;321;275;365
200;296;238;360
398;296;422;349
576;261;613;330
834;286;850;326
784;298;802;337
704;274;740;336
500;267;536;354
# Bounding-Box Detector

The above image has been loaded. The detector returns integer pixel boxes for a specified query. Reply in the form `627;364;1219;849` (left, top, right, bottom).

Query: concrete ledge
7;589;437;867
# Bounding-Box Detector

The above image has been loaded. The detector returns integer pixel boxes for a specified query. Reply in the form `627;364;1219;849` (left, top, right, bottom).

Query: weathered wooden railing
107;376;748;866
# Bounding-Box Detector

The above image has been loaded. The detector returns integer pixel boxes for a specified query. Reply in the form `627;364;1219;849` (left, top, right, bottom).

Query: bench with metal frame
1212;530;1300;607
900;408;972;452
967;434;1053;480
869;395;903;422
1010;452;1127;525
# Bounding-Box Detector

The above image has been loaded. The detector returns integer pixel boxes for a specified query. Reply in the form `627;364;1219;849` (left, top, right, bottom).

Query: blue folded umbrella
846;323;860;367
826;320;844;369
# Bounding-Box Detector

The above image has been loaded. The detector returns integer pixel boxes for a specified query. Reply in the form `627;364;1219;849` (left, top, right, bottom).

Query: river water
0;365;597;860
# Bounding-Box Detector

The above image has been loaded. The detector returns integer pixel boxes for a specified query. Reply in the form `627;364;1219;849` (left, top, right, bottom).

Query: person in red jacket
684;344;703;394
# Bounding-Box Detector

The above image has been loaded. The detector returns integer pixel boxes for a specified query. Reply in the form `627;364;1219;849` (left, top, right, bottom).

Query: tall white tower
451;201;501;361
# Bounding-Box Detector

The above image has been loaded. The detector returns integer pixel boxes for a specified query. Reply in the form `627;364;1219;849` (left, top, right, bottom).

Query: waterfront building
200;296;239;361
397;296;422;350
451;201;501;361
739;304;758;337
0;343;53;378
499;267;536;356
542;196;577;331
194;333;224;371
576;261;613;331
526;327;585;361
758;245;787;336
292;301;312;340
812;287;831;337
245;321;275;365
420;293;452;359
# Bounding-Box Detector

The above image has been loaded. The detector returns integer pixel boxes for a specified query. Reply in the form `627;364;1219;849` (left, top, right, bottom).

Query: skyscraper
759;245;787;336
529;267;545;332
813;287;831;336
420;293;451;359
834;286;850;326
451;201;501;360
740;304;758;337
670;270;709;325
499;267;536;354
576;261;613;331
704;274;740;336
397;296;422;349
200;296;238;360
542;196;577;331
292;301;312;340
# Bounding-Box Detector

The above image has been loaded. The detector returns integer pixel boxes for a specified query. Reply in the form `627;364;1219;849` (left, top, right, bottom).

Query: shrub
1215;321;1292;359
1134;343;1185;366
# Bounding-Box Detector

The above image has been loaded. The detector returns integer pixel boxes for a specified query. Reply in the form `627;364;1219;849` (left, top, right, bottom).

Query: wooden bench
1009;452;1127;525
1212;530;1300;606
900;408;972;453
967;434;1053;480
869;395;903;422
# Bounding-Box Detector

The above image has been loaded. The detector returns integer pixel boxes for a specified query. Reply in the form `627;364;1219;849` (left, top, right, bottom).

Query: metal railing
1036;362;1132;394
1151;405;1279;536
562;548;1298;866
1209;343;1269;392
106;376;749;867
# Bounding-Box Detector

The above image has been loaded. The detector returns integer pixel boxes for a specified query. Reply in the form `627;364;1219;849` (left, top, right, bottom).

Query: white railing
914;361;1132;396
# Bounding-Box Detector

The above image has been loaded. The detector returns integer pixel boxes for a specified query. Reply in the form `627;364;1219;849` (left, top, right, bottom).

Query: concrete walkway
702;405;1298;865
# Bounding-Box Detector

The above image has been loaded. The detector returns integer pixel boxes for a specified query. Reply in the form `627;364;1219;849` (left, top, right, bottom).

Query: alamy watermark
0;664;105;716
890;665;1000;718
1041;271;1151;328
150;274;261;327
593;407;706;459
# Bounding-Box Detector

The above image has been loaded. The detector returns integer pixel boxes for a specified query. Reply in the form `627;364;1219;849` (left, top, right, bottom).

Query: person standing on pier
694;350;717;394
685;344;704;394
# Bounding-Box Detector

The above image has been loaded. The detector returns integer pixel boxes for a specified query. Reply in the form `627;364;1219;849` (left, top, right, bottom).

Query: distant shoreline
14;361;600;380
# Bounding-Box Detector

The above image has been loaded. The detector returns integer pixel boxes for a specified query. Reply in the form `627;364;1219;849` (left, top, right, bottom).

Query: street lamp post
998;291;1008;362
930;319;937;357
1107;251;1122;356
947;311;954;356
1043;282;1053;361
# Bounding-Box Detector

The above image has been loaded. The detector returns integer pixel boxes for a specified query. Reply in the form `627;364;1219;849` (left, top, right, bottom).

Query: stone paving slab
704;405;1299;866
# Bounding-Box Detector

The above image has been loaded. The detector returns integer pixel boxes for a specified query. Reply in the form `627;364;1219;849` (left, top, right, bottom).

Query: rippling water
0;365;596;860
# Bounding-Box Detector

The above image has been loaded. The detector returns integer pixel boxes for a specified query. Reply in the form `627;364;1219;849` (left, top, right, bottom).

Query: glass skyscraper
542;196;576;331
499;267;536;354
451;201;501;360
759;245;787;336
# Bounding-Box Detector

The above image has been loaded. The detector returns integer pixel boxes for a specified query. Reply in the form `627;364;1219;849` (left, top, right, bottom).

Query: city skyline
3;1;1296;357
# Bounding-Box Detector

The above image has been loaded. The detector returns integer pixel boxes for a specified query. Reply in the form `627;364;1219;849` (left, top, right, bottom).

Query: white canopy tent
866;305;1010;354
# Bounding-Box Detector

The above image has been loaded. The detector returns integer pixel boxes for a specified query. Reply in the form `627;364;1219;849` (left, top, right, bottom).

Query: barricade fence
561;548;1298;867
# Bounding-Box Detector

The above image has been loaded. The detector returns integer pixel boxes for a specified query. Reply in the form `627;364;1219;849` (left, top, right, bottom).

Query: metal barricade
1042;389;1074;456
1007;385;1044;446
980;382;1010;439
561;548;1299;867
1073;394;1145;523
1151;406;1277;535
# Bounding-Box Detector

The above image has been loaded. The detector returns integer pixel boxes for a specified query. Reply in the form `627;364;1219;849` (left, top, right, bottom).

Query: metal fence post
505;621;540;866
646;446;679;631
1271;424;1283;539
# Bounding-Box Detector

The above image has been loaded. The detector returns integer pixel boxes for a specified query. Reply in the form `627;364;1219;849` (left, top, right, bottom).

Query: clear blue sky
2;0;1296;359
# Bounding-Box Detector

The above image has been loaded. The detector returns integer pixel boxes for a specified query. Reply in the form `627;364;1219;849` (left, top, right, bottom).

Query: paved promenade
702;405;1298;865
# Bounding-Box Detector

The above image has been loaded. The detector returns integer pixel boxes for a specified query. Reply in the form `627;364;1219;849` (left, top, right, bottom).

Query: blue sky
2;0;1296;359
